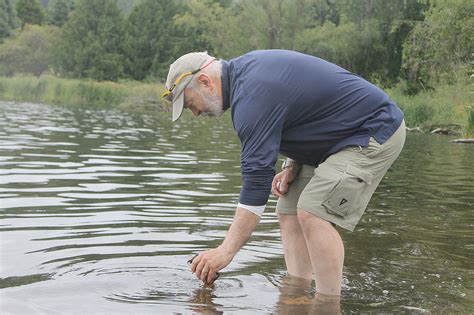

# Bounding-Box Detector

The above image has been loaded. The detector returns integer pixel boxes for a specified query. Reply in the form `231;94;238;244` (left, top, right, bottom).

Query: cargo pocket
322;165;373;218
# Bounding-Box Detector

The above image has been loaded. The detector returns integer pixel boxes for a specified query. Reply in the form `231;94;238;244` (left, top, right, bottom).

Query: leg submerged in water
310;292;341;314
277;210;342;314
276;274;314;315
297;208;344;297
278;213;313;280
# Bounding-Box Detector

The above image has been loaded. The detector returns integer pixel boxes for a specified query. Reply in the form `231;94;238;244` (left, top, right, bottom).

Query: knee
278;213;303;234
297;208;333;232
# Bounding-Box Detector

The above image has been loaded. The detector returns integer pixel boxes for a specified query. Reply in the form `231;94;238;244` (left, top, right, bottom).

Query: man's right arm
271;159;300;197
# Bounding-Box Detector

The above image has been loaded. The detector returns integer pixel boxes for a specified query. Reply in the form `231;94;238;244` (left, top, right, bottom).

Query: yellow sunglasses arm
161;71;193;98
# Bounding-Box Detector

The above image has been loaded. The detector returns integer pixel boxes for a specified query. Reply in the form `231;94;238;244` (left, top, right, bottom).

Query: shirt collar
220;60;231;111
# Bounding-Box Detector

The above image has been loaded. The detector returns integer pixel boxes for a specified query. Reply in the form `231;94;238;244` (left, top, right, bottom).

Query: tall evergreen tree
49;0;73;27
16;0;45;28
125;0;205;80
58;0;127;80
115;0;139;15
0;0;18;40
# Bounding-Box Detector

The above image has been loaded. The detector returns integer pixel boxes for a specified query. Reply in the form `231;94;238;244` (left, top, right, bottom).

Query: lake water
0;102;472;314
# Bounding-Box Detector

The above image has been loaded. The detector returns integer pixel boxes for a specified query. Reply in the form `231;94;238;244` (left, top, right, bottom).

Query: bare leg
297;208;344;296
278;213;313;280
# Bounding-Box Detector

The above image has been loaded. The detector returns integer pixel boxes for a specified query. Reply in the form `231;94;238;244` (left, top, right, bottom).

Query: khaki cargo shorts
276;120;406;231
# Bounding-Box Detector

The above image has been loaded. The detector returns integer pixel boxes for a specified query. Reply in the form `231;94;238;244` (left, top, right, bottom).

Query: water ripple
0;102;472;313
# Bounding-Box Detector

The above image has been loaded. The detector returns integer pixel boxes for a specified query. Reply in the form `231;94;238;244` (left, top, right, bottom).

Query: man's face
183;85;224;118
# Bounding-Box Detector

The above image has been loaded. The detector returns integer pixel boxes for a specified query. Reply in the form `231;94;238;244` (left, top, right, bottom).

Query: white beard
197;88;224;118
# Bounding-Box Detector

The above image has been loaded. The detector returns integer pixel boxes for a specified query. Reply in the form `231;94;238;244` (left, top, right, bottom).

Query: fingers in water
189;254;200;273
187;254;198;265
187;253;220;285
201;271;208;282
204;272;220;286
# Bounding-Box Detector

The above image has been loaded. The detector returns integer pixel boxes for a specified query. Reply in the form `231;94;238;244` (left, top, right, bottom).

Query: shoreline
0;75;472;137
0;75;167;112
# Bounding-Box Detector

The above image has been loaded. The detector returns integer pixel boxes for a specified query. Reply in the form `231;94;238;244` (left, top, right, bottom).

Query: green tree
0;0;18;40
178;0;303;58
179;0;341;58
0;24;59;76
116;0;140;15
231;0;315;51
278;0;340;50
16;0;45;28
370;0;429;86
310;0;429;85
48;0;73;27
58;0;127;81
125;0;205;81
176;0;248;59
402;0;473;93
295;20;382;77
229;0;429;84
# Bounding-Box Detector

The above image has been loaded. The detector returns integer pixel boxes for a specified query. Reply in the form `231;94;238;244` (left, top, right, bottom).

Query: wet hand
189;247;234;285
271;169;298;198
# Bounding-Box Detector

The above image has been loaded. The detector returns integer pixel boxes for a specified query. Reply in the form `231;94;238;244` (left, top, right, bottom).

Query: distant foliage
179;0;429;85
16;0;45;28
0;0;470;94
402;0;474;93
176;0;250;59
125;0;205;81
296;21;382;78
0;0;18;40
0;24;59;76
115;0;141;15
57;0;127;81
48;0;74;27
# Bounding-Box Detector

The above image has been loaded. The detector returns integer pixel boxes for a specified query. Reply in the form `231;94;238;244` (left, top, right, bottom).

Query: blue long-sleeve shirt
220;50;404;206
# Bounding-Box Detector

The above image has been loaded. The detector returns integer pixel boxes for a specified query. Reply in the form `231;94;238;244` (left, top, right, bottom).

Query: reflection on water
0;102;473;314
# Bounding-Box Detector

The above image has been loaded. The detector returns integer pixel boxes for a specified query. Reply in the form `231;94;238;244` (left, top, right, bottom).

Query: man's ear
197;73;212;88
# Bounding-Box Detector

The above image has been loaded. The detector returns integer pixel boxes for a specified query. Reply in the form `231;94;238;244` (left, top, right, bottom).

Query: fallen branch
452;138;474;144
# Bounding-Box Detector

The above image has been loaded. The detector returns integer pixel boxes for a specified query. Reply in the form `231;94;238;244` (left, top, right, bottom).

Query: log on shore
431;128;461;135
406;126;423;132
452;138;474;143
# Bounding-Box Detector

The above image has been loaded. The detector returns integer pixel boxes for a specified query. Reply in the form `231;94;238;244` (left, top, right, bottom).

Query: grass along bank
387;80;474;137
0;75;472;137
0;75;167;112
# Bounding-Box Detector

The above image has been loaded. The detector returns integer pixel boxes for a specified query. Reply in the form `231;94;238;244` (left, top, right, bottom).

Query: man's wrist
218;244;238;257
281;158;301;173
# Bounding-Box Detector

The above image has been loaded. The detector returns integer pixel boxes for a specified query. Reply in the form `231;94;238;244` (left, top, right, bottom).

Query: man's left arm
190;206;260;284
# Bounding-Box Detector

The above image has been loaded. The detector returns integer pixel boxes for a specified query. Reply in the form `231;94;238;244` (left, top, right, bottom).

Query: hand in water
188;247;233;285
